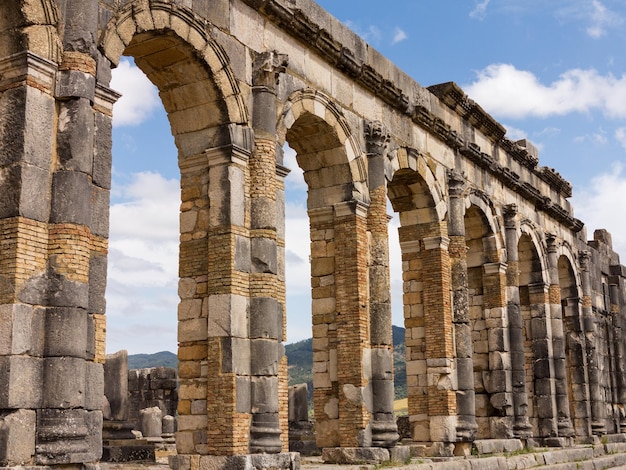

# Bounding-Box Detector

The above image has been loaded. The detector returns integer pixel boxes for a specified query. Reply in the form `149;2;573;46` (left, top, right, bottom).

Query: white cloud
502;124;528;141
586;0;622;38
616;127;626;151
110;59;160;127
392;28;408;45
283;145;307;191
470;0;491;20
464;64;626;120
573;163;626;257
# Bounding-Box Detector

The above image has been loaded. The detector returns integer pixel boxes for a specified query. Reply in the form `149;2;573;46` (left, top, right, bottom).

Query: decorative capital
447;169;467;197
503;204;518;227
578;250;591;270
365;120;391;157
252;51;289;89
546;233;558;252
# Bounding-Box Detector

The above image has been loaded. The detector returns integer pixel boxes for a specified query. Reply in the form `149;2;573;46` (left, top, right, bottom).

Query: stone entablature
2;0;626;469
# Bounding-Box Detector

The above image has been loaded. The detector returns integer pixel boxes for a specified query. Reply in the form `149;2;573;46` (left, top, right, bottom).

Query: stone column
248;51;289;454
579;251;607;435
546;235;575;439
562;297;592;438
447;171;477;443
365;121;399;448
0;51;57;467
482;262;515;437
503;205;532;438
37;13;109;460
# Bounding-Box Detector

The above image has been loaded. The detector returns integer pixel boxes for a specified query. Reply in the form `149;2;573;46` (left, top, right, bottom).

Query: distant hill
127;326;407;400
285;325;407;400
128;350;178;369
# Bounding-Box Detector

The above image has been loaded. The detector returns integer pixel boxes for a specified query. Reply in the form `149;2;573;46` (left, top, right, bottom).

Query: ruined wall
2;0;626;468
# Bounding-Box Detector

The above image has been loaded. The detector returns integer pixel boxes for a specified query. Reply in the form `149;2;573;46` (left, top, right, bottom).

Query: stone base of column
169;453;300;470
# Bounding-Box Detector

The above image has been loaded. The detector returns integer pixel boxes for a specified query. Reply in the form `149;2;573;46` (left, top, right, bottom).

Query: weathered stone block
221;337;250;375
50;170;91;225
251;237;278;274
250;297;282;340
236;376;251;413
42;356;86;409
44;307;88;358
208;294;248;338
89;254;108;314
0;356;43;408
251;376;279;414
56;70;96;101
250;339;284;376
57;98;95;174
140;407;162;437
0;303;45;356
104;350;128;420
85;361;104;411
0;409;36;466
93;112;112;190
90;185;110;237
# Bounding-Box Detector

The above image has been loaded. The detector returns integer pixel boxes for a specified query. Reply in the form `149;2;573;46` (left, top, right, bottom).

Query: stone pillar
503;205;532;438
579;251;607;435
248;51;289;454
0;51;56;468
365;121;399;448
546;236;575;439
562;297;592;438
334;201;373;448
37;30;109;464
423;234;457;443
482;262;515;437
446;171;477;443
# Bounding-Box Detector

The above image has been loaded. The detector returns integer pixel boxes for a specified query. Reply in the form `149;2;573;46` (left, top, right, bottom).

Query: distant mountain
127;326;407;400
285;325;407;400
128;350;178;369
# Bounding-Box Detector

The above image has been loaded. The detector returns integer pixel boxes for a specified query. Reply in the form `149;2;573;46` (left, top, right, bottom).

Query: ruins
2;0;626;468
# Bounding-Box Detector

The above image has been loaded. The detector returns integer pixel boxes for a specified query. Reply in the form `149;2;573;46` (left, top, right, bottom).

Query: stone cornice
244;0;582;231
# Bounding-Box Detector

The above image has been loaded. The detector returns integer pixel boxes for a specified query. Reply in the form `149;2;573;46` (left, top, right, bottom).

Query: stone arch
281;89;374;449
557;250;590;437
99;0;248;127
387;153;455;444
387;147;447;222
280;88;367;208
518;223;556;438
0;0;62;61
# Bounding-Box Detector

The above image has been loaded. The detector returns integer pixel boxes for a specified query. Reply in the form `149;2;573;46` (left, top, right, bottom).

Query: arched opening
388;166;452;444
284;107;366;449
464;205;495;437
518;232;551;437
558;254;589;437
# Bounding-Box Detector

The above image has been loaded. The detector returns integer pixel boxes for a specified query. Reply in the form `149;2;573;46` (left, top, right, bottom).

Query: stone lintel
205;144;250;168
308;207;333;225
0;52;57;92
400;239;420;254
423;236;450;251
94;83;121;116
334;200;369;218
484;262;507;275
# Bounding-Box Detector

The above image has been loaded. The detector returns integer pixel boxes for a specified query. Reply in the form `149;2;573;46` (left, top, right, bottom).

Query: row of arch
1;0;624;466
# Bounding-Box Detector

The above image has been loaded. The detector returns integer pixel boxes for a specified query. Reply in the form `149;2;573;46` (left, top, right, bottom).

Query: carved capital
365;120;390;157
252;51;289;90
447;169;467;197
503;203;518;228
546;233;558;253
579;250;591;270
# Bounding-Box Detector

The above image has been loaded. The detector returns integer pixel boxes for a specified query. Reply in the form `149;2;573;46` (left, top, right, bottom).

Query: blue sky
107;0;626;354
